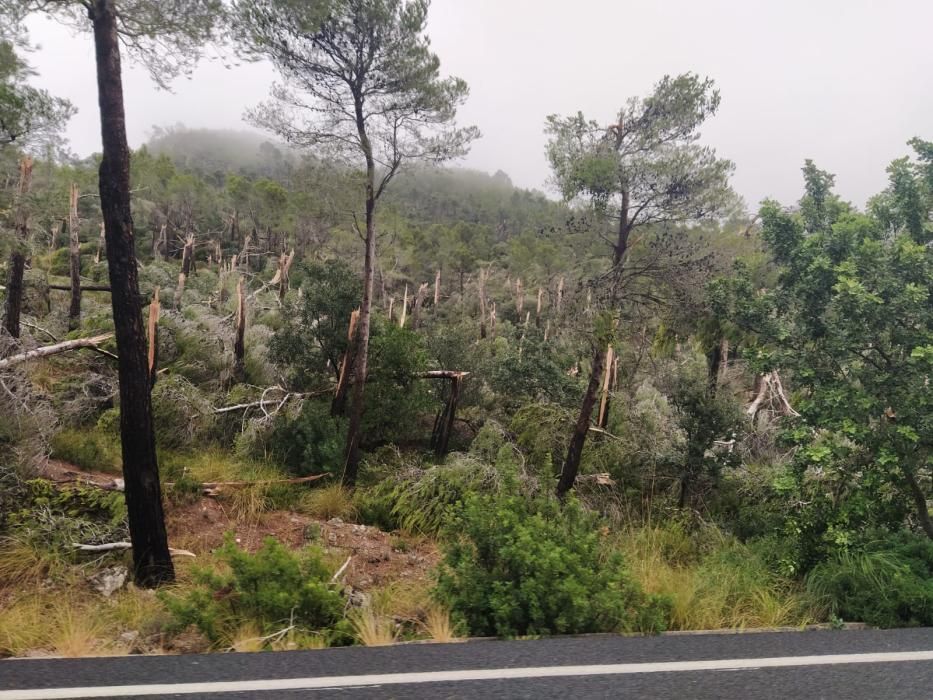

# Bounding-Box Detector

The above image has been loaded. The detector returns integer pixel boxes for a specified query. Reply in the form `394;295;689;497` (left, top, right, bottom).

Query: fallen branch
0;333;114;370
331;555;352;583
213;388;331;414
72;542;195;557
418;371;471;380
48;284;111;292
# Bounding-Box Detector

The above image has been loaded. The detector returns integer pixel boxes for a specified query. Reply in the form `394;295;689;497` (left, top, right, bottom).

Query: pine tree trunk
3;253;25;340
342;190;375;486
91;0;173;587
3;157;33;340
557;343;606;498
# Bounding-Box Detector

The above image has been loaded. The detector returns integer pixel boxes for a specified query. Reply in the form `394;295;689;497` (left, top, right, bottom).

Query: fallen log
72;542;195;557
0;333;114;370
48;284;111;292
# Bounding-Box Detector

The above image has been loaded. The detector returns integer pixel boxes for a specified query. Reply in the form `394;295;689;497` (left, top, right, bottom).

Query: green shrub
806;532;933;627
356;454;506;535
270;400;345;477
162;536;352;646
50;428;121;473
435;494;669;637
151;375;214;450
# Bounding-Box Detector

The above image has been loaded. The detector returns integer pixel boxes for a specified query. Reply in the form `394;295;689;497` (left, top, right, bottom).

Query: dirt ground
38;459;440;592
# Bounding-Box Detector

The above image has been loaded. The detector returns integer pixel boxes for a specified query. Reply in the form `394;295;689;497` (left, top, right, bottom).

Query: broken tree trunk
429;371;468;457
556;276;565;314
515;278;524;314
68;183;82;331
535;287;543;327
0;333;114;370
332;308;360;416
399;284;409;328
557;343;607;498
3;156;34;340
478;266;489;339
411;282;429;330
596;344;615;429
94;222;105;264
147;288;160;388
233;277;246;380
434;269;441;306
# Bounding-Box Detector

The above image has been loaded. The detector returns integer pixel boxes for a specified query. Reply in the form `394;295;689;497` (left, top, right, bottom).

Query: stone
89;566;128;597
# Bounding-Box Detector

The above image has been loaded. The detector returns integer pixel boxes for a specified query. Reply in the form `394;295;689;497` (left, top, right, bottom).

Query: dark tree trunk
3;252;25;340
557;343;606;498
431;375;462;457
614;190;631;266
4;157;33;340
90;0;173;587
342;190;375;486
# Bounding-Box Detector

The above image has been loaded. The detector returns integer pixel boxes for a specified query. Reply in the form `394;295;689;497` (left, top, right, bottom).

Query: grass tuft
349;606;398;646
299;484;357;521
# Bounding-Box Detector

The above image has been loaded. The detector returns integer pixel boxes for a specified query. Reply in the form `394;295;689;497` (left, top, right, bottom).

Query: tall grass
619;523;821;630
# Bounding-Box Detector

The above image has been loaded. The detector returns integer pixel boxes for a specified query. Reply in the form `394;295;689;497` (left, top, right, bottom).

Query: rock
89;566;128;598
119;630;140;649
328;517;344;525
347;589;370;607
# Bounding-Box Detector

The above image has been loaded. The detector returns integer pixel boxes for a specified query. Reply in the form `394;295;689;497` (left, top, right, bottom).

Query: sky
22;0;933;209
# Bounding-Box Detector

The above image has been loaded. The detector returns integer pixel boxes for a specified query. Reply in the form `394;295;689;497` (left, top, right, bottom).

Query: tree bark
342;186;376;486
3;157;33;340
68;183;82;330
90;0;173;587
903;464;933;540
342;91;379;486
557;343;606;498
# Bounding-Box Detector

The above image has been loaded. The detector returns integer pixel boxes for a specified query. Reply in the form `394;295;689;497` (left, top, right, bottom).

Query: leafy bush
356;454;507;535
162;536;352;646
435;494;669;636
806;532;933;627
50;428;121;473
150;375;215;450
270;399;345;477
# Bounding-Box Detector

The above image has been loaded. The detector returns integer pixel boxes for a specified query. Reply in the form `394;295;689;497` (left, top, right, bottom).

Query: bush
270;399;345;477
162;536;352;647
150;375;214;450
356;454;507;535
435;494;669;637
806;532;933;627
50;427;121;473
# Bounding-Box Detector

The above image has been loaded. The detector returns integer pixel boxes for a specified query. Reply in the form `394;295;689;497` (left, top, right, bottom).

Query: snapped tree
234;0;478;485
546;73;734;498
5;0;225;587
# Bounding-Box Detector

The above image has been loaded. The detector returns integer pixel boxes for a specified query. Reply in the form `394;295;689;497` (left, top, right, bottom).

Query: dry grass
421;605;458;643
228;623;266;652
620;524;820;630
49;605;107;657
349;606;398;646
0;535;66;587
299;484;357;521
369;580;432;620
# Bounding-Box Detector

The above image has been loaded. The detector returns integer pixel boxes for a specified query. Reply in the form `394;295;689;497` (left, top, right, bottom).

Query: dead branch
0;333;114;370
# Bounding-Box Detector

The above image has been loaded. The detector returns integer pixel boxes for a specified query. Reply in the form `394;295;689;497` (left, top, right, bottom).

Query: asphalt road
2;628;933;699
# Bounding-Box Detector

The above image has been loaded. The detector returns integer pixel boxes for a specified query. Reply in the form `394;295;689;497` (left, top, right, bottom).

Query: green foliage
50;427;121;474
151;375;215;450
270;400;346;477
807;532;933;627
435;494;669;637
270;260;361;391
5;479;127;557
356;453;507;535
162;535;352;646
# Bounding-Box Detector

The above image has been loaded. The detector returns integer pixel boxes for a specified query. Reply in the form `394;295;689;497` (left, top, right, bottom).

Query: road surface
2;628;932;699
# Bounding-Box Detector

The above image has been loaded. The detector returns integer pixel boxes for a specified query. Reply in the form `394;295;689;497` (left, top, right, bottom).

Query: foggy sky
22;0;933;209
